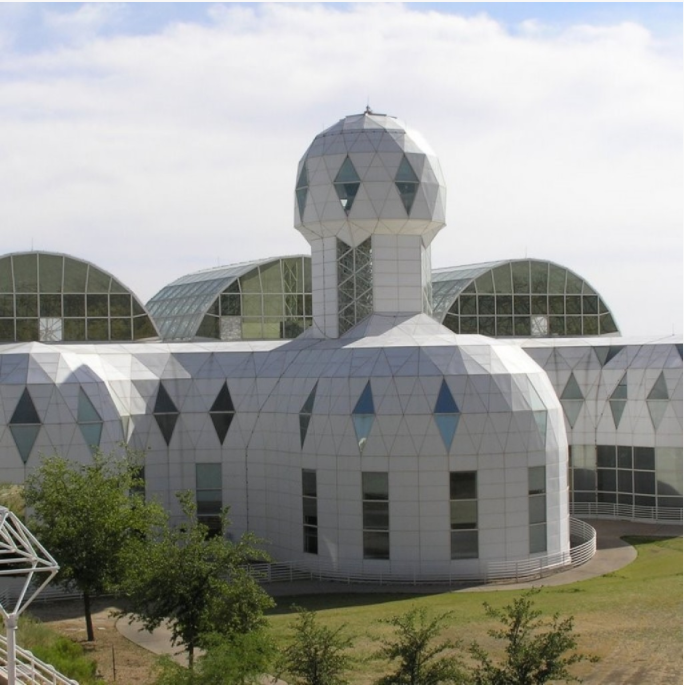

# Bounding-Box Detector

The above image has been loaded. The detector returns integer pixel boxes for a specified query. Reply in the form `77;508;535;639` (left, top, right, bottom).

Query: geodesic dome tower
294;109;447;337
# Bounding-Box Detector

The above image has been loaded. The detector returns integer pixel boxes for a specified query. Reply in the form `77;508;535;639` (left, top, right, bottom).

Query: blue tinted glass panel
10;425;40;463
435;414;459;451
353;382;374;415
78;388;101;423
434;380;458;413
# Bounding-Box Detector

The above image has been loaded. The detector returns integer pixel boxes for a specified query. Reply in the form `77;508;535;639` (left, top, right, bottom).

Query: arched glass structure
432;259;620;337
147;256;312;341
0;252;158;342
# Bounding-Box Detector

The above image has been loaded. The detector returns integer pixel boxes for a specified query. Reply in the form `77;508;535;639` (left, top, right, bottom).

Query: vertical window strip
362;472;389;560
302;469;318;554
528;466;547;553
450;472;478;559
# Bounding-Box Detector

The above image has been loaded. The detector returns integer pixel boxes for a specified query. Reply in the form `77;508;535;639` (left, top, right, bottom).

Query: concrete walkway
116;519;681;659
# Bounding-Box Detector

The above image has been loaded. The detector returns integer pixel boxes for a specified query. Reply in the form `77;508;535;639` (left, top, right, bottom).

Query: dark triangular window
647;372;668;400
154;383;178;414
594;345;624;366
154;382;179;445
434;380;460;451
299;382;318;448
210;382;235;445
334;157;360;215
394;155;420;215
10;388;41;425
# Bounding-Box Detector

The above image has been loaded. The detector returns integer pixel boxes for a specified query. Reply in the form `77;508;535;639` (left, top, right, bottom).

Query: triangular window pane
395;155;419;183
334;157;360;184
609;400;626;428
299;414;311;449
10;425;40;463
395;156;420;215
610;373;628;400
533;410;547;442
353;382;375;415
80;423;102;452
334;157;360;215
353;414;374;454
300;383;318;415
155;413;178;446
296;187;307;219
435;380;458;414
560;373;584;400
528;383;546;411
647;400;667;430
676;344;683;360
594;345;624;366
10;389;40;425
211;382;235;413
154;383;178;414
647;372;668;400
561;399;582;428
210;413;233;445
299;383;318;448
435;414;459;451
296;165;308;189
78;388;101;423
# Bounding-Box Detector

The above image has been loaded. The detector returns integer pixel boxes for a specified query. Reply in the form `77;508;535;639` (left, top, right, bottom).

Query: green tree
121;492;274;667
155;630;275;685
23;449;163;641
469;589;599;684
280;607;353;685
375;607;465;685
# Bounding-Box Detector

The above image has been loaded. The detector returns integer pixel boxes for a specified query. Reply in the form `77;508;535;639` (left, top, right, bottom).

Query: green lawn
266;536;683;684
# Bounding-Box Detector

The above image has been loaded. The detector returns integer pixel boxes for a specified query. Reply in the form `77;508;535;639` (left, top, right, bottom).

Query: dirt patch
28;598;157;685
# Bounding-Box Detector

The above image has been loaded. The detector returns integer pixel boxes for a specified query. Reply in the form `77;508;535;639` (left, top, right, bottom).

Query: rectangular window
362;472;389;560
302;469;318;555
450;472;478;559
196;463;222;536
529;466;546;553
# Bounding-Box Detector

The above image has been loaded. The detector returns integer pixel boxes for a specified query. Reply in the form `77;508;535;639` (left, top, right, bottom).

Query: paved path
116;519;681;660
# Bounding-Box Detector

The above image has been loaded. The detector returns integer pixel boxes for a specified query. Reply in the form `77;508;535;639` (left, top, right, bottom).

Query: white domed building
12;110;679;582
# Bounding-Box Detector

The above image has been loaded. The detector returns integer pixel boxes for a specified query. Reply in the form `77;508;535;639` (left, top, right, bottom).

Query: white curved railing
569;517;597;568
0;634;77;685
248;517;597;586
570;501;682;523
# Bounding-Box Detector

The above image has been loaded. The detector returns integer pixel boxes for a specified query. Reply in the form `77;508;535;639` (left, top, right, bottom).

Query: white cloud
0;3;680;335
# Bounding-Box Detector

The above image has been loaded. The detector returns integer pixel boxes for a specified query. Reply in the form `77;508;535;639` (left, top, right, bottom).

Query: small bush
31;638;100;684
13;614;100;684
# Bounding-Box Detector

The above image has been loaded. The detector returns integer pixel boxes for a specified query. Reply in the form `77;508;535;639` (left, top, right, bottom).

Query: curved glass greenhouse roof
0;252;158;343
147;256;312;341
432;259;620;337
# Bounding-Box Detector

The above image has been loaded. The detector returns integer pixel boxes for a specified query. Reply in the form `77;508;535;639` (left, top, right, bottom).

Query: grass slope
266;536;683;685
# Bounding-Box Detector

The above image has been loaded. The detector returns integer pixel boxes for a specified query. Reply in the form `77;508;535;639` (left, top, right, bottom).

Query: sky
0;2;681;337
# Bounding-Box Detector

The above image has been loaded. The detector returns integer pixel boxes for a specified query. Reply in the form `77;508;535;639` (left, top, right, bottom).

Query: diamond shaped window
434;380;460;451
647;372;669;430
560;372;584;428
334;157;360;215
210;382;235;445
394;155;419;215
352;381;375;454
299;382;318;448
609;373;627;428
77;387;103;454
154;382;179;446
296;164;308;219
9;388;41;463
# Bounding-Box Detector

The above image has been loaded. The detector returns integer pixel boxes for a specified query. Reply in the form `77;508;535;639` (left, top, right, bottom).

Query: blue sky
0;3;681;336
